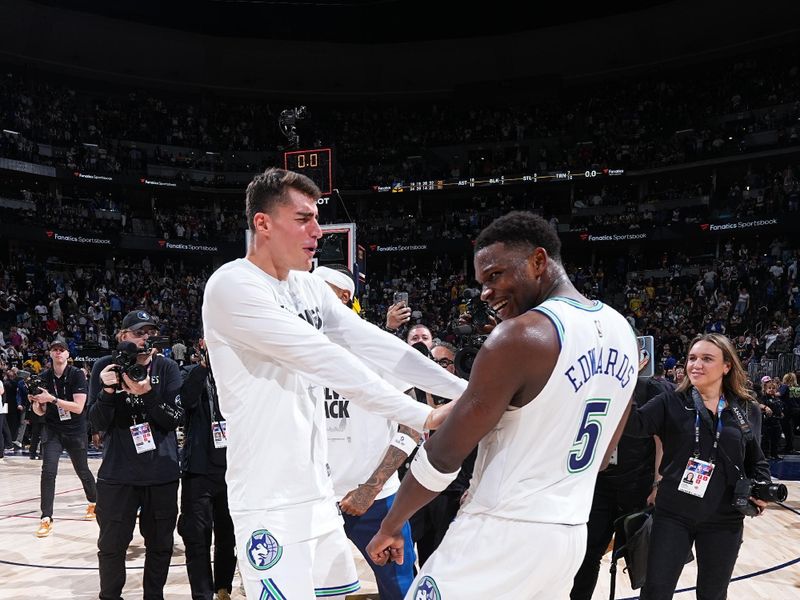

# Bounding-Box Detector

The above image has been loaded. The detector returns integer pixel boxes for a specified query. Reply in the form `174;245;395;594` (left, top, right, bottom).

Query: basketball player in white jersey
202;168;466;600
367;211;639;599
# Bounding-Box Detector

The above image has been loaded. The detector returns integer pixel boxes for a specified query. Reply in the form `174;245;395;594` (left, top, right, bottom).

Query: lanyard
205;369;219;422
693;393;726;464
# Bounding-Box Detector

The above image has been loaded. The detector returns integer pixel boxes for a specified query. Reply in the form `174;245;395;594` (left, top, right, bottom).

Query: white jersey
323;370;409;501
462;296;638;526
202;259;466;543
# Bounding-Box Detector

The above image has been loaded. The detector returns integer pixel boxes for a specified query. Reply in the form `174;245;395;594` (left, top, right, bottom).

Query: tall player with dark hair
368;211;638;599
202;168;465;600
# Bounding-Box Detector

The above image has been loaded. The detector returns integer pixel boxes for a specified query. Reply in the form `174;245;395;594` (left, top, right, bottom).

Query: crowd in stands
1;43;799;189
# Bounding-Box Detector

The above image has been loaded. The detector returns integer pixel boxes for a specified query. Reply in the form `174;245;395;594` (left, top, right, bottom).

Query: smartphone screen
393;291;409;307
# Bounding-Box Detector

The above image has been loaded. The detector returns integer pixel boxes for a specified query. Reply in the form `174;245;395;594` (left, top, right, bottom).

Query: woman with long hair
625;333;772;600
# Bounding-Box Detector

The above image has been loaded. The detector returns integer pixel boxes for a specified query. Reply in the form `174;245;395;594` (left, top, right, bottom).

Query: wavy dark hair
245;167;321;232
676;333;755;403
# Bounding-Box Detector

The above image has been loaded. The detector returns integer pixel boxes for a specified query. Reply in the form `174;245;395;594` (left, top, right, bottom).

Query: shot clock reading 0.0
284;148;333;196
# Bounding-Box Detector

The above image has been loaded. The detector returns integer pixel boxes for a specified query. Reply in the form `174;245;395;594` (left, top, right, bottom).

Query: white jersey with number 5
462;296;638;525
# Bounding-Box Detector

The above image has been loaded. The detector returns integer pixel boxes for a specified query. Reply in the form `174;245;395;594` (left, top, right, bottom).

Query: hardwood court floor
2;455;800;599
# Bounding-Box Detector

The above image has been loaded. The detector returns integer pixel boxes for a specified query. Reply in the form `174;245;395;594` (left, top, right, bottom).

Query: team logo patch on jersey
246;529;283;571
413;576;441;600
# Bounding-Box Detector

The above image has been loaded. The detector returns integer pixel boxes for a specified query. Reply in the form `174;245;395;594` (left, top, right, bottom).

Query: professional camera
144;335;171;351
28;375;45;395
449;288;496;379
732;478;788;516
112;341;149;383
452;288;496;336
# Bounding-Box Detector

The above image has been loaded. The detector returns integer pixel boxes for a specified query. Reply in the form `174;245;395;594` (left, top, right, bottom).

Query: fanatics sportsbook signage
43;229;114;246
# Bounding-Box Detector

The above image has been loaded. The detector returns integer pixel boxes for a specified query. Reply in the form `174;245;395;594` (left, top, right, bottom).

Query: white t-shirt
202;259;466;543
324;370;410;502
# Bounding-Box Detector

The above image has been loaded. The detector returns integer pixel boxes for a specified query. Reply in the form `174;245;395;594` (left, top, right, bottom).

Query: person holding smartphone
386;292;411;332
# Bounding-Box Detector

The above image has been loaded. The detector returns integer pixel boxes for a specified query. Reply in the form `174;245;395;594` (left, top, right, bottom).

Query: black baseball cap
49;340;68;350
122;310;157;331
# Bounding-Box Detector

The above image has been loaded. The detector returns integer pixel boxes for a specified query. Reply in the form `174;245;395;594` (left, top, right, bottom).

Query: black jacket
626;387;771;522
180;365;226;475
88;354;184;485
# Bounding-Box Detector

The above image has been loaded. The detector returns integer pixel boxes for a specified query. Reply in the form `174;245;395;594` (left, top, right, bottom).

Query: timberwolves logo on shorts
414;576;441;600
246;529;283;571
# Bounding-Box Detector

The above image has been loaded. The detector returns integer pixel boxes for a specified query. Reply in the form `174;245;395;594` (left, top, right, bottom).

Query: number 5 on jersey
568;399;610;473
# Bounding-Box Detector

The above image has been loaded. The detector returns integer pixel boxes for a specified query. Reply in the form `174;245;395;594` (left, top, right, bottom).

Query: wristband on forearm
390;431;418;456
410;443;460;492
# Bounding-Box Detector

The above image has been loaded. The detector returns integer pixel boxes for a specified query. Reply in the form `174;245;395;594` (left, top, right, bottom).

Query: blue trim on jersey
315;581;361;597
531;305;564;349
550;296;603;312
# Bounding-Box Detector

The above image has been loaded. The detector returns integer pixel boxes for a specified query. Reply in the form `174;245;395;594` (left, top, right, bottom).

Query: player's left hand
366;528;405;566
424;400;456;431
340;484;379;516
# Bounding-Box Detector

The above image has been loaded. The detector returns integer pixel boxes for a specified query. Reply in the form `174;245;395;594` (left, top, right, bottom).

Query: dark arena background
1;0;800;598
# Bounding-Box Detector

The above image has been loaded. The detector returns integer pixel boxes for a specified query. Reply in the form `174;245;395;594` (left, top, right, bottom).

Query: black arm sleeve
140;358;184;431
624;390;669;438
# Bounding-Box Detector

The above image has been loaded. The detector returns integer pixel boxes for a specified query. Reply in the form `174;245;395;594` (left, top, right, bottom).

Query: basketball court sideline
2;456;800;599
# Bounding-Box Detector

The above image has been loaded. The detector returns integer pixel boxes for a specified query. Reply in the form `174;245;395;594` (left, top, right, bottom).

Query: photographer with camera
28;340;97;538
15;369;44;459
88;310;184;600
624;333;776;600
177;338;236;600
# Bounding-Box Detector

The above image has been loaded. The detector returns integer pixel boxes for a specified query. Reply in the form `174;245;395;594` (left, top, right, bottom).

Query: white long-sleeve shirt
202;258;466;543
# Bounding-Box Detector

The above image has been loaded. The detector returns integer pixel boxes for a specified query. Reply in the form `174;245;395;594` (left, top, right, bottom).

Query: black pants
641;507;743;600
96;480;179;600
570;477;652;600
177;472;236;600
28;415;44;457
781;407;800;452
410;491;461;567
762;421;783;458
40;426;97;519
0;414;10;456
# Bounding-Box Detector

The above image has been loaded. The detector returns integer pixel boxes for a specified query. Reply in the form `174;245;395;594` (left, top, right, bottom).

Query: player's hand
386;302;411;330
424;400;456;431
340;484;380;516
366;527;405;566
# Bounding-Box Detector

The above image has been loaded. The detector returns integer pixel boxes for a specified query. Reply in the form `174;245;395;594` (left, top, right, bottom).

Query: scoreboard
283;148;332;196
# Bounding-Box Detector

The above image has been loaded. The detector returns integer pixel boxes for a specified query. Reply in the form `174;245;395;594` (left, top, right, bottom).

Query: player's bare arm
367;314;559;565
339;424;421;516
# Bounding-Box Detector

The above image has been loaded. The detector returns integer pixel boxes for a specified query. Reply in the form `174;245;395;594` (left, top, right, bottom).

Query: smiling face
474;242;544;320
254;188;322;279
686;340;730;395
